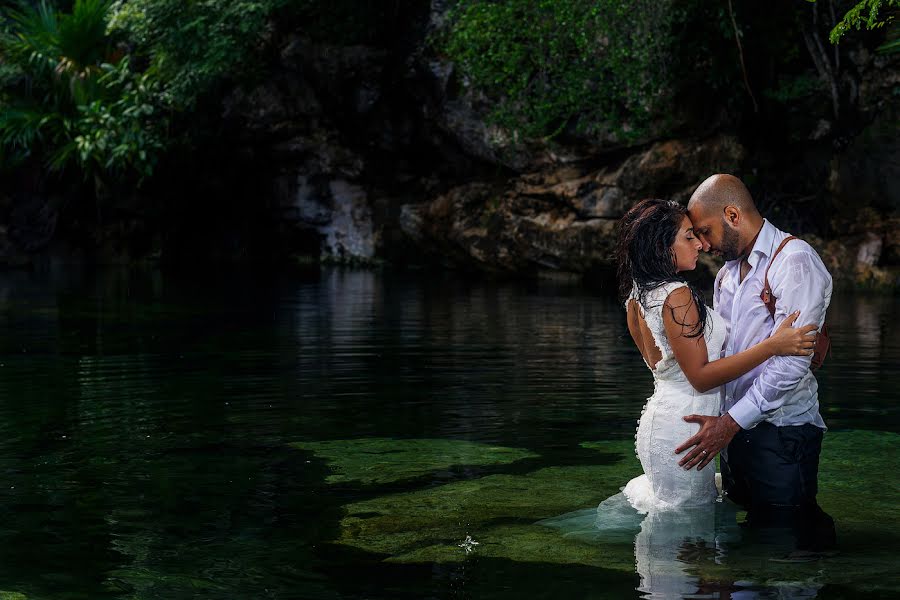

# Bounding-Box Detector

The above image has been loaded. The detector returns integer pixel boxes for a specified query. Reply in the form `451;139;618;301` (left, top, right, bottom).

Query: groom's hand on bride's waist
674;414;742;471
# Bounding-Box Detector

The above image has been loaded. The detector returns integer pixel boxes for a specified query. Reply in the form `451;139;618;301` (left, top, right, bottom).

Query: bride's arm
662;286;816;393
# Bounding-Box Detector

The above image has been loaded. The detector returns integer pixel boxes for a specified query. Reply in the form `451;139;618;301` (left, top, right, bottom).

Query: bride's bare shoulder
662;284;693;308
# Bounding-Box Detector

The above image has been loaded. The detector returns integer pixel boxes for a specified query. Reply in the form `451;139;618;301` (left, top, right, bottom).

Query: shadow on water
0;266;895;598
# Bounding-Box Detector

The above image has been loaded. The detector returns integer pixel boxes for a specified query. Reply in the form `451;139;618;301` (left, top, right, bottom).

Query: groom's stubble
720;219;743;261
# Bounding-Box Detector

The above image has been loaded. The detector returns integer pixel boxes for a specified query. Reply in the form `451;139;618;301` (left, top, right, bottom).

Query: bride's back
626;298;663;370
625;281;726;386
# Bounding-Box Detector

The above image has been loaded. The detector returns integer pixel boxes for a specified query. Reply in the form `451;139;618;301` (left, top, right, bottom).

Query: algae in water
324;431;900;594
291;437;539;485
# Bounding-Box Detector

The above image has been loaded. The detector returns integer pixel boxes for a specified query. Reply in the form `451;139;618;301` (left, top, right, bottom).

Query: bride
614;198;817;512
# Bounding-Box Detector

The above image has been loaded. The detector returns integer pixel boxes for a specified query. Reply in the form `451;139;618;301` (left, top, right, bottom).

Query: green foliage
107;0;286;110
2;0;114;107
0;0;167;182
438;0;677;141
0;0;301;190
67;60;165;178
880;32;900;51
826;0;899;48
0;0;294;186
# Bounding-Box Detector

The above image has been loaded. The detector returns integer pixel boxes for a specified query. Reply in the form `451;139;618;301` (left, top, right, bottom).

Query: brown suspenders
759;236;831;370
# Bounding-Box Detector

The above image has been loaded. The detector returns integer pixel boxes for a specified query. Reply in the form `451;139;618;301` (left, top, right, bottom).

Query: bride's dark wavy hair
615;198;707;338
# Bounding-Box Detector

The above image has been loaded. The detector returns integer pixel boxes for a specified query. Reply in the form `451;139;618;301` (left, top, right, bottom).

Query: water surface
0;267;896;599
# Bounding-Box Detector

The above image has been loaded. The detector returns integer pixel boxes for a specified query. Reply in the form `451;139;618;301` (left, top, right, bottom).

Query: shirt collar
749;219;776;263
724;219;775;271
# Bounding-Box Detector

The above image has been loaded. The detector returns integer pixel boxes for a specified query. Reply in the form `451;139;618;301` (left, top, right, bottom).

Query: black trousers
721;422;836;551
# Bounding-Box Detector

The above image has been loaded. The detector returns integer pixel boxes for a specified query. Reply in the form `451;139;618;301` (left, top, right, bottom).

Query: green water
0;267;896;599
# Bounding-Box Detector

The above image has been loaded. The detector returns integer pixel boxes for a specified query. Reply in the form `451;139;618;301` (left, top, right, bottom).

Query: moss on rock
332;439;641;566
321;431;900;593
291;437;540;485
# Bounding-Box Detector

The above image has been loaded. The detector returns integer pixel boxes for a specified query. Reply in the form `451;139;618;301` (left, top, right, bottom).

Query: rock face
400;182;619;273
320;180;376;260
839;107;900;213
400;136;745;273
274;174;376;261
226;26;750;273
216;9;728;267
222;36;384;262
812;220;900;289
209;6;898;280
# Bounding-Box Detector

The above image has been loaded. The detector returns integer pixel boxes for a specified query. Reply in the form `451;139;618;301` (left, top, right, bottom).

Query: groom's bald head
687;174;763;261
687;174;758;217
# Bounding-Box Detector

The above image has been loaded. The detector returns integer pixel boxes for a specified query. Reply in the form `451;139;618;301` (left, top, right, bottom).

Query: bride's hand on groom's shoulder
767;311;818;358
674;414;742;471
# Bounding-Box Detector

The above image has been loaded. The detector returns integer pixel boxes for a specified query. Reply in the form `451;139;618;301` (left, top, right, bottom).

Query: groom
675;174;836;555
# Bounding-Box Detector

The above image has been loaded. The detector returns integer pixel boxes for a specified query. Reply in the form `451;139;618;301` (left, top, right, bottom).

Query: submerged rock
324;439;641;564
315;431;900;594
291;437;538;485
336;462;640;567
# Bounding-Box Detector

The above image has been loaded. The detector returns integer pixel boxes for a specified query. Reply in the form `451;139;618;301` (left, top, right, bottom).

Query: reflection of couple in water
543;174;836;597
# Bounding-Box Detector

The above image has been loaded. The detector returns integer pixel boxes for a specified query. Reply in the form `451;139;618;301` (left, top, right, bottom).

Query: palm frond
0;105;49;148
2;1;62;81
48;135;78;172
877;17;900;52
2;0;116;98
58;0;115;69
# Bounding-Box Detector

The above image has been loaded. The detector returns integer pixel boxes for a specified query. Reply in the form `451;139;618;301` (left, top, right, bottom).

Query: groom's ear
723;205;741;226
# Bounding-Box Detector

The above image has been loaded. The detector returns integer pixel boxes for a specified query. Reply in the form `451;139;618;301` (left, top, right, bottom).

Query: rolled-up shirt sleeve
728;251;832;429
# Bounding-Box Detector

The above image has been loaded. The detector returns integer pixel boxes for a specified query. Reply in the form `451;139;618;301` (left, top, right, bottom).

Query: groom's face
687;207;743;261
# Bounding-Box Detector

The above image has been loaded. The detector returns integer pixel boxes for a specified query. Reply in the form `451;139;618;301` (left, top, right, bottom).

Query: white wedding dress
624;280;726;513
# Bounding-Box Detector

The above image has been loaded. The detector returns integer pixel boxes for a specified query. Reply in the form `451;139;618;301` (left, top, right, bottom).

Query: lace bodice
627;281;727;384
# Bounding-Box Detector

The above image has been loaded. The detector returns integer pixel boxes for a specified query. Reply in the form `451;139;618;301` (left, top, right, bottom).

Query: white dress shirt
713;219;831;430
